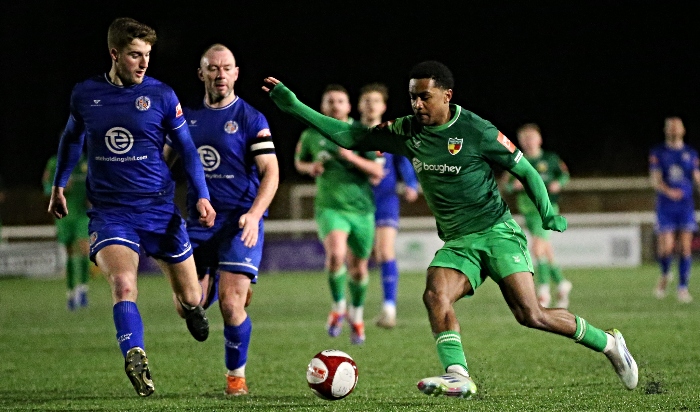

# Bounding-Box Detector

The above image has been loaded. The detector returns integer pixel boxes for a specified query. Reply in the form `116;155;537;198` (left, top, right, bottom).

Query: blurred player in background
294;84;384;344
501;123;572;308
48;17;215;397
263;60;638;398
164;44;279;395
357;83;419;328
43;152;91;310
649;116;698;303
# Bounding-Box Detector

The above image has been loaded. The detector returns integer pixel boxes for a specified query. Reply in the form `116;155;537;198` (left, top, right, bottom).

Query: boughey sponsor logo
412;158;461;174
197;145;221;171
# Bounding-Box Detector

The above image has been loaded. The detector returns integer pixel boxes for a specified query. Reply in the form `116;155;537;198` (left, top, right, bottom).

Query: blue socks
679;255;692;288
113;301;145;357
381;260;399;305
224;316;252;370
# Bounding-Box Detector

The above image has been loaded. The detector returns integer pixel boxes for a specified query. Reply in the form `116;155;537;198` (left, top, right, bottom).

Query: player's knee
422;288;448;311
514;306;547;329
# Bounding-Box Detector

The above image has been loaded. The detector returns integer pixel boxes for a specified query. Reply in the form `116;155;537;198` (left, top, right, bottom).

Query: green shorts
56;214;90;246
523;204;559;240
315;208;375;259
430;218;533;294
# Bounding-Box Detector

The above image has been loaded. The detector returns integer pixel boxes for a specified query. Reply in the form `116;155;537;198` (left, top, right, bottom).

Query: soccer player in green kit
43;154;91;310
262;61;638;398
502;123;573;309
294;84;384;345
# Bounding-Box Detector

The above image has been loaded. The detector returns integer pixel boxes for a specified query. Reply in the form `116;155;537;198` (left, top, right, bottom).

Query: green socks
535;261;551;285
435;331;469;372
327;266;347;303
572;316;608;352
348;277;369;307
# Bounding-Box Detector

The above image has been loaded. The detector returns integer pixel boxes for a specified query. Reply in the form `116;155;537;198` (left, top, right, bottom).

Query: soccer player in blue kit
357;83;419;328
650;116;699;303
48;18;216;397
164;44;279;396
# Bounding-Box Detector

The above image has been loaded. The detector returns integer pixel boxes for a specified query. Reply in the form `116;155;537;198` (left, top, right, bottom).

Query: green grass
1;264;699;411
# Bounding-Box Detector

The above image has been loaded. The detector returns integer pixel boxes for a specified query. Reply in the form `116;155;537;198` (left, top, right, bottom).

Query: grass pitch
0;264;698;411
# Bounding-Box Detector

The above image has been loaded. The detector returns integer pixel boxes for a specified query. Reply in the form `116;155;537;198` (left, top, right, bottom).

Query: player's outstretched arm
263;78;375;151
509;159;567;232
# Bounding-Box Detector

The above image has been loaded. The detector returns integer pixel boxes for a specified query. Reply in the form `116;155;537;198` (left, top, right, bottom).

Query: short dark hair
359;83;389;103
107;17;157;50
409;61;454;90
517;123;541;135
323;84;349;97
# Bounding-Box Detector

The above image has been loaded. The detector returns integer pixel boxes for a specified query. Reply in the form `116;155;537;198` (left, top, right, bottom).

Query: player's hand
548;181;561;194
404;187;419;202
261;77;281;93
48;186;68;219
196;198;216;228
309;162;325;177
543;215;567;232
239;213;261;248
512;180;524;191
666;187;684;201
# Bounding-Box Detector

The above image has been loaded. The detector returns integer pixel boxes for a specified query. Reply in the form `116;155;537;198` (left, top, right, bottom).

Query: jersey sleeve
162;88;187;131
479;126;523;170
396;154;418;189
54;88;87;188
247;113;275;157
649;147;661;171
295;130;313;162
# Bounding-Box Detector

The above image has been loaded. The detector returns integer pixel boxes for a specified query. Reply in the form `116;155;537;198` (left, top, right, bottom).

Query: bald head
198;43;239;107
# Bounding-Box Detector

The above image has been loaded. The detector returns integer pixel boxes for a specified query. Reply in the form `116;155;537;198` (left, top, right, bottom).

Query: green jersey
512;151;569;214
270;83;565;240
296;120;378;214
369;106;521;240
44;155;89;215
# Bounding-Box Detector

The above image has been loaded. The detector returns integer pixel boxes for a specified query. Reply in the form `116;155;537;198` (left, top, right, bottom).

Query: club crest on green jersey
448;137;463;155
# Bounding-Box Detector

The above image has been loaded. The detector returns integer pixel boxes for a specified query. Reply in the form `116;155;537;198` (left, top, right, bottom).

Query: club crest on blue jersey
105;127;134;154
197;145;221;171
224;120;239;134
134;96;151;111
89;232;98;246
448;137;463;155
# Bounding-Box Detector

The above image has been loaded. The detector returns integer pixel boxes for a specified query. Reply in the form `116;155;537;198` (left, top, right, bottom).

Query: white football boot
603;329;638;390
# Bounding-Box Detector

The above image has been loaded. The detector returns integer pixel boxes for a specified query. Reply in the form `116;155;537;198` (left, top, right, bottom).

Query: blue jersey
373;152;418;197
183;97;274;221
649;143;699;207
54;74;208;209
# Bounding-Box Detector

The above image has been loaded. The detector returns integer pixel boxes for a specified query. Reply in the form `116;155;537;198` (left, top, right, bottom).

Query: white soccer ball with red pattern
306;349;358;400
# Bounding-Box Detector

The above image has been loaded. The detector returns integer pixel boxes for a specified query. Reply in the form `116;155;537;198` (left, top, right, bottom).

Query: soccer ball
306;349;358;400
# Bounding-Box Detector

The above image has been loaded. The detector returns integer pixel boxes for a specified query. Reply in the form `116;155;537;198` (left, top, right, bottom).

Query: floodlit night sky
1;1;699;187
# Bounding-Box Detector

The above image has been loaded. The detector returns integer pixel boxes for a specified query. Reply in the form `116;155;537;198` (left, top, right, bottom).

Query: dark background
1;1;699;188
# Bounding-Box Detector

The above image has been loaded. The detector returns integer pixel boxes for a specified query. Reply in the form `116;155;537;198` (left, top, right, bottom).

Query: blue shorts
374;192;400;229
187;210;263;283
88;202;192;264
655;202;697;233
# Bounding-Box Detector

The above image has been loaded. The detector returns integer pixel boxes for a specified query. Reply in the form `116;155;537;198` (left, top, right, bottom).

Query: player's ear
444;88;453;103
109;48;119;62
198;67;204;81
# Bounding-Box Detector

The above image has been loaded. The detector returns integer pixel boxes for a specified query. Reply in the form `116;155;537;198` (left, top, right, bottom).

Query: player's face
111;39;151;86
358;91;386;120
321;91;351;121
517;129;542;155
199;49;239;103
409;78;452;126
664;118;685;141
